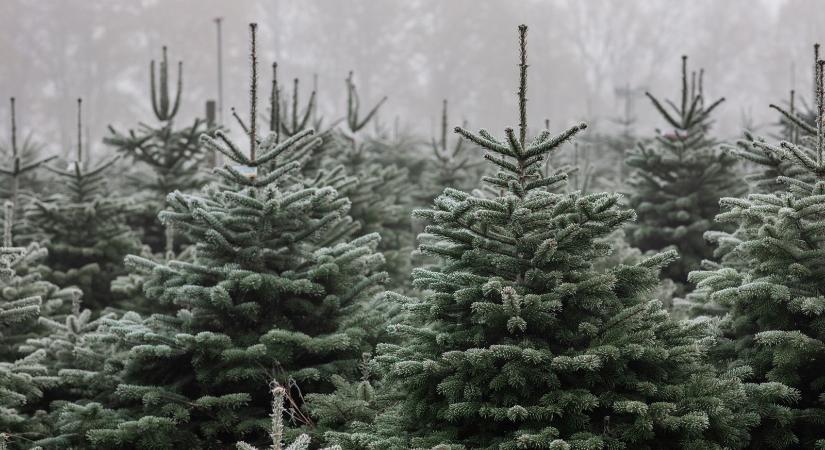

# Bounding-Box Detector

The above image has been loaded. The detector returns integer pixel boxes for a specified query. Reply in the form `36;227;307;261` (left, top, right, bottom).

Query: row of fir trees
0;21;824;450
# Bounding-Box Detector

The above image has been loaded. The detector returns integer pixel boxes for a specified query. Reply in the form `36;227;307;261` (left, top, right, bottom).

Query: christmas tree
330;25;761;450
0;98;57;246
0;202;54;446
20;307;135;449
83;24;387;449
302;72;418;289
420;99;481;202
626;56;742;284
26;99;140;309
689;44;825;449
105;47;212;252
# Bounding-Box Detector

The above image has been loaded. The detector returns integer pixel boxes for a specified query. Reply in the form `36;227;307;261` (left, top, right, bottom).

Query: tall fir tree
689;44;825;449
331;25;763;450
626;56;742;284
82;24;387;449
26;100;140;309
304;72;418;289
105;47;212;252
0;98;57;246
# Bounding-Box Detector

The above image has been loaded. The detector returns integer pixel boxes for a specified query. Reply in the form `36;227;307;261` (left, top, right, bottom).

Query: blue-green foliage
329;25;761;450
689;47;825;449
626;56;742;284
74;126;388;448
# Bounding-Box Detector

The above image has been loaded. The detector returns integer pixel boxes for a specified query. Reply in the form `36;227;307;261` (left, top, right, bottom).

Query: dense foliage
1;18;823;450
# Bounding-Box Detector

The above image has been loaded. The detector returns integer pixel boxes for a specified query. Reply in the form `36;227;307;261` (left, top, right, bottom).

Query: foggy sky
1;0;822;161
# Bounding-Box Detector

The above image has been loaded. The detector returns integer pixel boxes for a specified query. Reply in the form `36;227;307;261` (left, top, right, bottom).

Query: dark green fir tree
82;24;387;449
689;44;825;449
330;25;763;450
626;56;742;284
26;99;140;309
105;47;213;252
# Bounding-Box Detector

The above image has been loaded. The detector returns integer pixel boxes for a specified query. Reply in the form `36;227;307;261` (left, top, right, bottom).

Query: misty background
1;0;823;160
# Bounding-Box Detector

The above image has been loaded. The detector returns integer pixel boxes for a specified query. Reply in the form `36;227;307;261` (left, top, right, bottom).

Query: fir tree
105;47;212;252
606;84;642;187
26;99;140;309
420;99;481;202
304;72;417;289
21;306;135;449
83;24;387;449
0;202;53;446
626;56;742;284
689;44;825;449
331;25;762;450
0;98;57;246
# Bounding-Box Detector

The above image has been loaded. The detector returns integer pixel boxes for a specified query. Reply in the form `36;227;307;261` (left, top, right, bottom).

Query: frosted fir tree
0;98;57;246
1;196;106;449
0;202;53;444
689;44;825;449
105;47;212;252
0;201;84;354
604;83;642;188
420;99;482;202
20;307;131;449
295;72;416;289
331;25;763;450
26;99;140;309
12;286;127;449
84;24;387;449
725;88;814;197
626;56;742;284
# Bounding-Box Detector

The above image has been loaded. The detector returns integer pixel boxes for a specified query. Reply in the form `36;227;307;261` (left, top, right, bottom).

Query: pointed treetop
270;62;280;140
432;98;467;162
76;98;83;163
248;23;259;162
150;45;183;121
816;48;824;166
769;44;822;147
9;97;17;158
201;23;323;188
454;24;586;198
345;70;387;134
44;98;119;183
518;24;528;147
440;99;448;151
764;43;825;177
644;54;724;141
0;98;57;180
268;63;316;140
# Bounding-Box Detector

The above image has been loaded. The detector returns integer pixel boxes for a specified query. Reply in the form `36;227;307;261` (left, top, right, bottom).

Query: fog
2;0;823;158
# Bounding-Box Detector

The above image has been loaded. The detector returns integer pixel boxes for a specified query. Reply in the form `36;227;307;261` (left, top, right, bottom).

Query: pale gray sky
0;0;821;160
